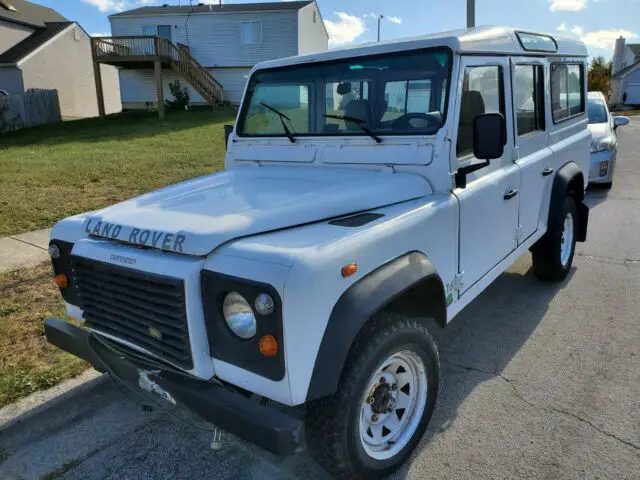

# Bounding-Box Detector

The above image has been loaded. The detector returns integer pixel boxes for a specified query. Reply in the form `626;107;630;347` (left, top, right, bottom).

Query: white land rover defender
45;27;590;479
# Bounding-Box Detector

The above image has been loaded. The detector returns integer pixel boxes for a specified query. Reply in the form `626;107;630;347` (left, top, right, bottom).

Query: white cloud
549;0;587;11
92;32;111;37
571;25;584;35
324;12;366;47
82;0;125;12
581;29;637;49
388;16;402;25
557;22;567;32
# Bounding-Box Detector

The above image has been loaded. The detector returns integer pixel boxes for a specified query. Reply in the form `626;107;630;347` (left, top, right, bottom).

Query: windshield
588;98;608;124
238;49;452;139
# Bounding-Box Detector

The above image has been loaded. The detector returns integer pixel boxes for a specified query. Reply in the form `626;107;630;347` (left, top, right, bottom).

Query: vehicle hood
80;167;431;256
588;122;611;140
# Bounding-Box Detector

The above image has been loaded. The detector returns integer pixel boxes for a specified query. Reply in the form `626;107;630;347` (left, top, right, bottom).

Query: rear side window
514;64;545;135
551;63;584;123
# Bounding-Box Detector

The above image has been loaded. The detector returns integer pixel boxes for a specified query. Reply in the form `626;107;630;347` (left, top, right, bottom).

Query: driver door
452;56;521;295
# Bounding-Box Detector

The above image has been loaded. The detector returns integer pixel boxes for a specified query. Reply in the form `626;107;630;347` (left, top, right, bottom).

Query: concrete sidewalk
0;228;51;273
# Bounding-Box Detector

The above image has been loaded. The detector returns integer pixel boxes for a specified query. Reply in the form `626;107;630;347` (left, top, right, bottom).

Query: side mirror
455;113;506;189
224;124;234;149
473;113;506;160
613;116;629;130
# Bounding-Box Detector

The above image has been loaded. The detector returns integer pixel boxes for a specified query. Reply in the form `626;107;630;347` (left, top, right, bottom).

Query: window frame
456;64;507;160
550;62;585;125
241;21;262;46
513;63;546;137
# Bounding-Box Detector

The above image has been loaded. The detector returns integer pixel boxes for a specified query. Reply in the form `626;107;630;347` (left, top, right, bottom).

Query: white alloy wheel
358;350;428;460
560;212;574;267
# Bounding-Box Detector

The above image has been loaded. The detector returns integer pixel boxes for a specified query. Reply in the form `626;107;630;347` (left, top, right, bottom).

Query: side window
457;65;505;157
241;21;262;45
551;63;584;123
514;64;545;136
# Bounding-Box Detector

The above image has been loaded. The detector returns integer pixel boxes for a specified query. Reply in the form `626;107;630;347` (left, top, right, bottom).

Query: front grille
72;256;193;369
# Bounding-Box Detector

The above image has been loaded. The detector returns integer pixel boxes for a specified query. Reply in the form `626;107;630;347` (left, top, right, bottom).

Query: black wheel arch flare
548;161;589;242
305;251;446;402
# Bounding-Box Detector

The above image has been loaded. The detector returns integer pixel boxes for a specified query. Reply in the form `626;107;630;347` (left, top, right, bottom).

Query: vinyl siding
110;10;298;67
622;68;640;104
297;2;328;55
0;66;24;94
20;24;121;118
0;20;35;54
119;67;250;106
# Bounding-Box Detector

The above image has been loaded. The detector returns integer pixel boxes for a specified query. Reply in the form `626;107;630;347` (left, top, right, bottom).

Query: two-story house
104;0;328;110
0;0;120;119
610;36;640;107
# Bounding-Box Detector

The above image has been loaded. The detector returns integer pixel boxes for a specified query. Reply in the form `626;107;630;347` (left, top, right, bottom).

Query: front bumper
589;149;616;184
44;317;305;456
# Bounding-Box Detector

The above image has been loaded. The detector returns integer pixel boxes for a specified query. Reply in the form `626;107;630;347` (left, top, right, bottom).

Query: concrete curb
0;228;51;273
0;369;107;431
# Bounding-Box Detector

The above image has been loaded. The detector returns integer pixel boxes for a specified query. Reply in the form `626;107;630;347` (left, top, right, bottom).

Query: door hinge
454;272;464;292
515;224;523;242
512;146;520;162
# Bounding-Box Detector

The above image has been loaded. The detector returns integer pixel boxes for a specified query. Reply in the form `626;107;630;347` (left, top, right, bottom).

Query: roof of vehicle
255;26;587;71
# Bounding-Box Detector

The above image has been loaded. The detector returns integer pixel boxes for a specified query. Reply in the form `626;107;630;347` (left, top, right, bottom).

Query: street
1;120;639;480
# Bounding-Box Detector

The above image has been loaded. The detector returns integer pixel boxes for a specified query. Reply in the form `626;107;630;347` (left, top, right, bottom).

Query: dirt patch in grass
0;107;235;237
0;263;88;408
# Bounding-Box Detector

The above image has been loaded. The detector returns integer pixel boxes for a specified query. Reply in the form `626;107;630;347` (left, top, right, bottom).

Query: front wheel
305;313;439;479
532;196;577;281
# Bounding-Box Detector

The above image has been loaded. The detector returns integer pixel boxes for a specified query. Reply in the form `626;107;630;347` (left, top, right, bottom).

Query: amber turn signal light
53;273;68;289
259;335;278;357
341;263;358;277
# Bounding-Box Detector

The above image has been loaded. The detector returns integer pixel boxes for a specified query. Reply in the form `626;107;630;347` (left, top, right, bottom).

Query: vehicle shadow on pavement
392;255;576;479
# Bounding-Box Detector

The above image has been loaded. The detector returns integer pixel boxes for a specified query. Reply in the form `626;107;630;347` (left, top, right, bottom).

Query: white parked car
587;91;628;188
44;27;591;479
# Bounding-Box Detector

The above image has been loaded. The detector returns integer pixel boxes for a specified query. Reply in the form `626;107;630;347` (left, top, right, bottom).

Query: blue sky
32;0;638;59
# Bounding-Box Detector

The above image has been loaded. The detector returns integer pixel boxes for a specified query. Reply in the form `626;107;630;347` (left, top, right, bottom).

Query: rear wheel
532;196;577;281
306;313;439;480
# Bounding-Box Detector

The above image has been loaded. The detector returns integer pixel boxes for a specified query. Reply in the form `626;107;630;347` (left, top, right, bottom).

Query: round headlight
254;293;275;316
48;243;61;259
222;292;257;339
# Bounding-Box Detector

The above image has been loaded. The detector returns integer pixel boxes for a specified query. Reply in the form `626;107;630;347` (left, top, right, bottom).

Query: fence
0;89;61;134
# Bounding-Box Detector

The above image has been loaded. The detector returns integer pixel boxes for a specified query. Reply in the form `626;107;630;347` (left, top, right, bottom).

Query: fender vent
329;213;384;228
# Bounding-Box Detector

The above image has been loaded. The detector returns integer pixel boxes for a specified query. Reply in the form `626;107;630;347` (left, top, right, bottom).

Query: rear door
453;56;521;293
511;58;553;243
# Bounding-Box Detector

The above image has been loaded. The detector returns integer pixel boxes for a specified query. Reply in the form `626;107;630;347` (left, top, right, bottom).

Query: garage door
625;84;640;105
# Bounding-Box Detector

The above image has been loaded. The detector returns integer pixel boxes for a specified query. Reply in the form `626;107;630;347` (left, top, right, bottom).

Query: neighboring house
610;36;640;107
0;0;120;119
106;0;328;108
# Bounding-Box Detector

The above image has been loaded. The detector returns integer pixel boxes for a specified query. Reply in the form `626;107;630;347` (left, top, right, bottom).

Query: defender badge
148;327;163;341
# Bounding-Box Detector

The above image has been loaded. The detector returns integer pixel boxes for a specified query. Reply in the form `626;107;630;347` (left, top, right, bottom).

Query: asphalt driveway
1;120;639;480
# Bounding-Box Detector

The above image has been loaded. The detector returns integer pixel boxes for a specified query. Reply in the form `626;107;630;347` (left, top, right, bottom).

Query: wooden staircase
91;36;225;118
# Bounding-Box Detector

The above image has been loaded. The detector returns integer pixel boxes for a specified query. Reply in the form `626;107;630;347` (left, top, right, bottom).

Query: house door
157;25;172;42
452;56;521;294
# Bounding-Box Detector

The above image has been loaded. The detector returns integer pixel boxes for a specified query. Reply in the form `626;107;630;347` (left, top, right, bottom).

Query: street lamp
377;14;384;42
467;0;475;28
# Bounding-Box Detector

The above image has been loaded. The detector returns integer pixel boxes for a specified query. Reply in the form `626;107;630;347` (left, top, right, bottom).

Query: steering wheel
392;112;439;132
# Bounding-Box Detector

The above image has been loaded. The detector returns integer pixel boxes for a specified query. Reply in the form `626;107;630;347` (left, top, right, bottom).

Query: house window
313;11;317;23
241;21;262;45
74;27;82;41
142;25;156;36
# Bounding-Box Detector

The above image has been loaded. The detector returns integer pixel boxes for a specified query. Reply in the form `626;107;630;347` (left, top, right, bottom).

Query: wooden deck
91;36;224;120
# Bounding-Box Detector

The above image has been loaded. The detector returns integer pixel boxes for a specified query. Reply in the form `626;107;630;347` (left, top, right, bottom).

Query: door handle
503;189;519;200
541;167;554;177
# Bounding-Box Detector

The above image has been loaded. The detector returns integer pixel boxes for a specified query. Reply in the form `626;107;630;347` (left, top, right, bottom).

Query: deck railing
91;36;224;104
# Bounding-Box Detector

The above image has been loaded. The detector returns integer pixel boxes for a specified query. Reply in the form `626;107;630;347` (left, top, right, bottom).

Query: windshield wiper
260;102;296;143
324;114;382;144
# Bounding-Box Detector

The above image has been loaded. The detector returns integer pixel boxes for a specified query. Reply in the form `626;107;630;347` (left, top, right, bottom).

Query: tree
588;56;613;98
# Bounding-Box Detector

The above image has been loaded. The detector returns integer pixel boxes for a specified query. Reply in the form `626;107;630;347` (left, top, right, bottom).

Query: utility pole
467;0;475;28
377;15;384;41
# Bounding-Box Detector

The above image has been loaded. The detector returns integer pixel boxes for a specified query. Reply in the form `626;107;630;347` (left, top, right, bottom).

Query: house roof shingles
110;1;314;18
0;21;72;64
0;0;67;28
628;44;640;57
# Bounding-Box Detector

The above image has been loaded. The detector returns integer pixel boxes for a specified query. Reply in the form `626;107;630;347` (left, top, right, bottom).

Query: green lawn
0;107;236;237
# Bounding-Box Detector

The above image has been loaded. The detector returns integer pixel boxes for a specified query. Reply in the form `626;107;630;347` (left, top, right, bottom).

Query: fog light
599;161;609;177
54;273;68;289
48;243;60;259
259;335;278;357
254;293;275;316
